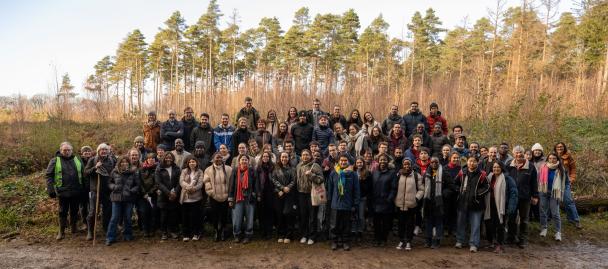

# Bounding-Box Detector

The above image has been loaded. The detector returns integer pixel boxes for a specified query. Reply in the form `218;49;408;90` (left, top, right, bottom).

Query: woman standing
274;122;290;153
362;112;381;134
106;154;140;246
367;127;387;156
347;109;363;128
296;150;324;245
179;156;204;241
484;162;518;253
272;152;297;243
554;142;581;229
203;153;233;242
155;152;181;240
256;151;276;239
347;124;368;158
538;153;568;241
443;151;461;236
455;155;489;253
353;157;373;241
371;154;396;247
423;157;451;249
228;155;257;244
138;153;158;237
394;158;424;251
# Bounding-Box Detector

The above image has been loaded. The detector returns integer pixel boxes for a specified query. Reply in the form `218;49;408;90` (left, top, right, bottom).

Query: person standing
272;152;297;243
84;143;115;240
381;105;404;136
203;153;233;241
306;98;328;128
538;153;567;241
214;113;235;154
143;111;162;151
430;123;450;158
329;105;348;132
171;139;192;169
228;155;257;244
371;154;396;247
232;117;252;155
426;103;448;135
455;155;489;253
327;154;361;251
46;142;85;240
291;111;314;155
179;156;204;241
160;110;184;150
296;150;324;245
256;152;276;239
105;155;140;246
402;102;428;137
484;162;518;253
506;146;539;248
312;115;335;154
78;146;93;231
423;157;451;249
554;142;582;229
181;107;199;152
155;152;181;240
235;97;261;131
138;153;158;237
190;113;215;154
394;158;424;251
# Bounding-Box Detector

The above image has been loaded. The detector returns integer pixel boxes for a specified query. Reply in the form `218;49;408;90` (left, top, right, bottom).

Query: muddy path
1;236;606;269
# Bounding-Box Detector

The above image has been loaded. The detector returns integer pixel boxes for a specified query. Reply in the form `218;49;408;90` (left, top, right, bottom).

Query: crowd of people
46;97;582;253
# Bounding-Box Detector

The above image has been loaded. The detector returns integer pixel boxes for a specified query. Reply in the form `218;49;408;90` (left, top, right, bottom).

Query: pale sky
0;0;575;98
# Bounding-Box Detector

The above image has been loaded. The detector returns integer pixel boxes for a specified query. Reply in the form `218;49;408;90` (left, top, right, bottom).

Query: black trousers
87;193;112;232
159;206;179;235
58;196;80;225
332;210;352;244
444;194;458;234
397;210;416;243
373;212;393;242
210;199;229;232
508;199;531;244
298;192;319;240
274;197;295;239
486;199;506;245
181;201;203;237
79;193;89;226
258;191;275;237
136;196;156;233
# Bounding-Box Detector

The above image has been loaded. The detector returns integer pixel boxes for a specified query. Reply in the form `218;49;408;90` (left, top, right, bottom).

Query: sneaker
183;237;190;242
300;237;307;244
277;238;284;243
414;226;421;235
343;243;351;251
470;246;478;253
242;237;250;244
105;240;112;246
396;242;405;250
575;222;583;230
161;234;168;241
234;237;241;243
405;243;412;251
307;239;314;245
283;239;291;244
170;233;178;239
539;228;547;237
555;232;562;241
331;242;338;251
192;235;200;241
455;242;463;249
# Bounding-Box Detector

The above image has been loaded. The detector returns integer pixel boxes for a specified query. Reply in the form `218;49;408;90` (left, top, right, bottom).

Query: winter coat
381;114;404;136
290;122;314;155
430;133;450;157
235;107;261;131
560;153;576;183
203;164;233;202
231;127;252;154
456;168;489;211
108;167;140;203
312;125;335;153
228;167;257;204
143;120;161;150
160;119;184;150
408;131;433;149
371;168;397;214
272;166;297;214
84;155;115;195
190;124;214;153
181;117;199;151
46;152;85;198
253;129;274;149
329;115;347;131
154;164;181;208
394;171;424;211
426;114;448;135
484;173;518;224
213;124;235;153
295;161;324;193
327;168;361;210
179;168;204;203
358;170;374;199
388;130;409;154
506;160;539;200
139;162;157;197
306;109;328;128
422;167;451;217
402;111;428;137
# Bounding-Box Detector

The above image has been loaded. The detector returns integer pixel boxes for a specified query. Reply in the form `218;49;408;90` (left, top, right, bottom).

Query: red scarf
236;166;249;202
448;162;458;169
417;159;429;175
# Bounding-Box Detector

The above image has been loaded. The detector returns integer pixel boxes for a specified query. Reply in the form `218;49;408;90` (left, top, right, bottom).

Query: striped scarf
334;165;346;197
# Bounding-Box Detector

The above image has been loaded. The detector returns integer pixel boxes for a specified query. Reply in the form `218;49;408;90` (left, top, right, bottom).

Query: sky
0;0;575;98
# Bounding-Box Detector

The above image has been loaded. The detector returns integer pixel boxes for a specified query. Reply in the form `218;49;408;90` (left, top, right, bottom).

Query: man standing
329;105;347;132
181;107;199;152
327;154;361;251
506;145;538;249
235;97;260;131
426;102;448;135
214;113;235;153
160;110;184;150
307;98;328;128
291;111;314;155
143;111;161;151
232;117;252;155
312;115;335;155
171;139;192;169
498;142;514;166
46;142;85;240
191;113;215;154
402;102;428;137
381;105;404;136
430;123;450;158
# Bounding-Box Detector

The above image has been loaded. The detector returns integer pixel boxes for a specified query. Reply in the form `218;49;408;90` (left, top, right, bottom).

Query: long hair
182;155;200;171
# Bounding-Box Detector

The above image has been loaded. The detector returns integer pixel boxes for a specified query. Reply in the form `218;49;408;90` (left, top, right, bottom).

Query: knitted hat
80;146;93;152
195;141;205;148
147;111;157;117
134;136;144;143
531;143;543;152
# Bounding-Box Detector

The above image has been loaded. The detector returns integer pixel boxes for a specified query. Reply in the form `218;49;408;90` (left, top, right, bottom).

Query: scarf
146;120;160;128
424;166;443;199
236;166;249;202
348;129;366;156
334;165;347;197
539;162;565;201
417;159;429;175
485;173;507;223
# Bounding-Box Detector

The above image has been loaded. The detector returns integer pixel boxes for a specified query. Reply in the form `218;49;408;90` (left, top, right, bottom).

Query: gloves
48;191;57;199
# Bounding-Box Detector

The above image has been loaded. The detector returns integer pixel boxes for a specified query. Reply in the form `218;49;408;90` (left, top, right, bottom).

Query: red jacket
427;114;448;135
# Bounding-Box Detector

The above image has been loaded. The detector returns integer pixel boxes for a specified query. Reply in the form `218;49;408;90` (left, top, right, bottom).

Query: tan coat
179;168;204;204
394;172;424;211
203;164;233;202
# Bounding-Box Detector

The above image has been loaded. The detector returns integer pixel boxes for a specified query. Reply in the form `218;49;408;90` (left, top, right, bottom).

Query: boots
71;219;78;235
56;218;66;240
86;222;94;241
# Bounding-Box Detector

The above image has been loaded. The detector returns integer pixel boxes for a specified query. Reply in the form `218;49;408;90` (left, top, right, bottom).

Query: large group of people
46;97;582;253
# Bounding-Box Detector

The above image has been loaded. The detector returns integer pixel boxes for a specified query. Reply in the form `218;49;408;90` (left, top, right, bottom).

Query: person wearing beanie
144;111;161;150
291;111;314;155
134;136;148;162
530;143;546;223
426;103;448;135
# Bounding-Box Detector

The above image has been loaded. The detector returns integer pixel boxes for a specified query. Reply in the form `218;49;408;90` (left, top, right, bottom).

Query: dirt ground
1;235;607;269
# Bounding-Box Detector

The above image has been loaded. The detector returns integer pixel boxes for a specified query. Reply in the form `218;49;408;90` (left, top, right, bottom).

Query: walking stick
93;173;101;245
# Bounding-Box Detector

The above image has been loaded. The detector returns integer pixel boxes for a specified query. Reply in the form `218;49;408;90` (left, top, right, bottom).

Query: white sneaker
540;228;548;237
470;246;478;253
300;237;307;244
455;242;463;249
278;238;284;243
555;232;562;241
396;242;405;250
414;226;421;235
307;239;314;245
284;239;291;244
405;243;412;251
182;237;190;242
192;235;200;241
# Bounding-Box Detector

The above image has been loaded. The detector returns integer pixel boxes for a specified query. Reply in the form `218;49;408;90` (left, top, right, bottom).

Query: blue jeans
352;197;367;233
456;209;482;248
563;184;580;223
425;215;444;244
232;200;255;237
106;202;134;242
539;193;561;233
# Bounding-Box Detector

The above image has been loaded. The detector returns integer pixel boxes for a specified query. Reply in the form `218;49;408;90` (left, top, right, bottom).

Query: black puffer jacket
181;117;199;151
190;124;214;153
402;111;428;137
506;160;538;200
155;164;181;208
290;122;314;155
371;168;397;214
109;166;140;203
456;168;489;211
232;127;252;154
